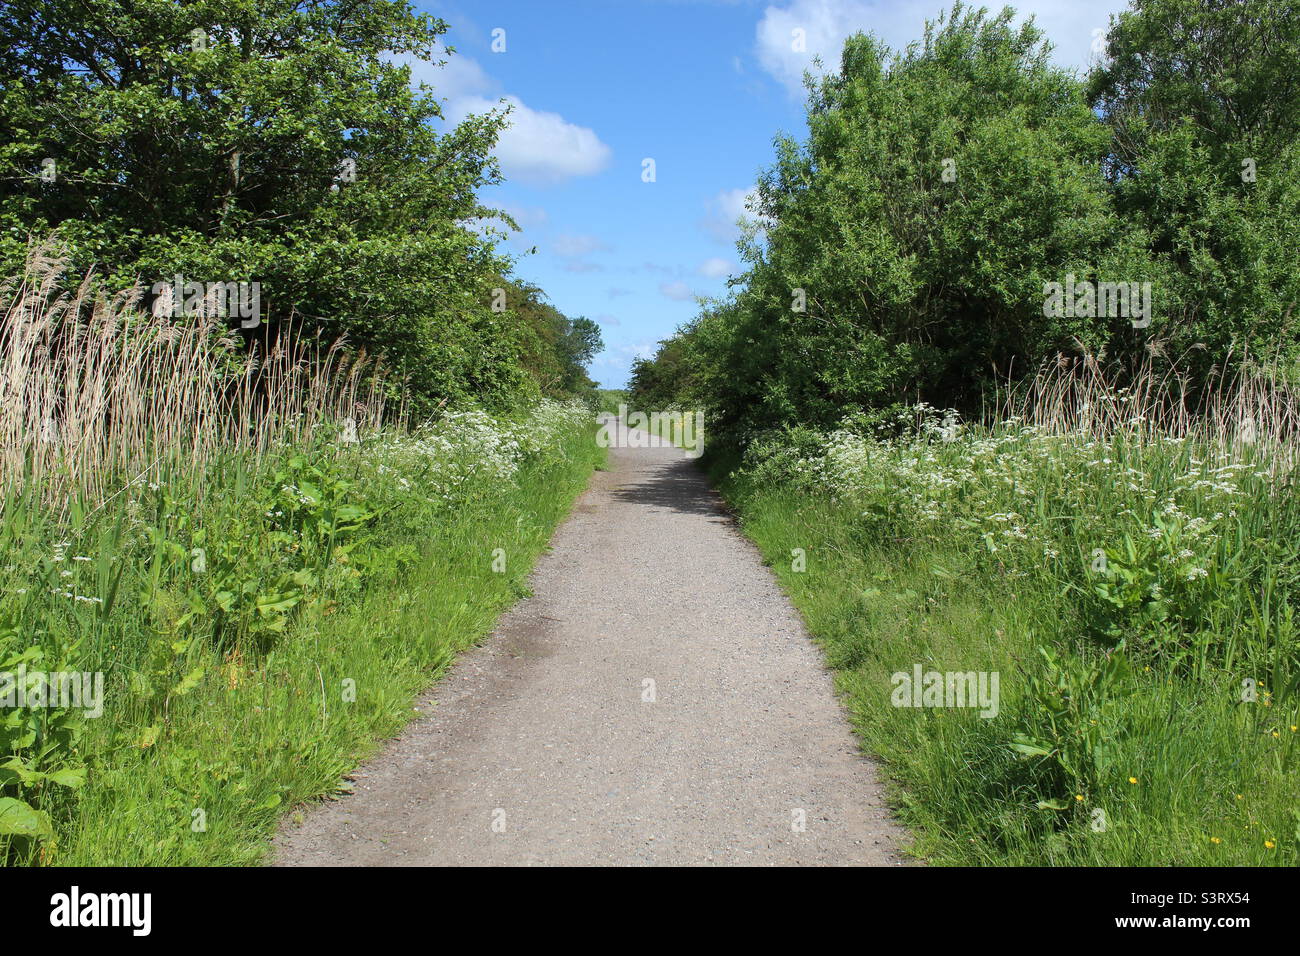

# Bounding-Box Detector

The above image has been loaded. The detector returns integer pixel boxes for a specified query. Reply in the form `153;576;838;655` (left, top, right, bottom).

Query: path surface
274;416;904;866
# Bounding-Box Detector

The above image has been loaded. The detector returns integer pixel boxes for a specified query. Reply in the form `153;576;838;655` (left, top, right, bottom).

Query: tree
0;0;535;413
696;4;1147;435
1088;0;1300;381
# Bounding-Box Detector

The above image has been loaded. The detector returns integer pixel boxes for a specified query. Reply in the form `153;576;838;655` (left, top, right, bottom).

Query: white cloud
401;46;612;187
659;281;695;302
755;0;1132;97
398;46;491;102
702;186;760;243
591;341;658;369
451;94;613;186
553;233;610;274
552;233;610;258
756;0;878;96
697;257;735;279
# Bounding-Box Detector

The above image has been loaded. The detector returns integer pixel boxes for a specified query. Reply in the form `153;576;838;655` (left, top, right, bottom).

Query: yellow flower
1129;776;1138;785
1265;840;1276;849
1291;726;1297;733
1236;794;1244;800
1272;731;1280;738
1075;794;1084;802
1210;837;1221;844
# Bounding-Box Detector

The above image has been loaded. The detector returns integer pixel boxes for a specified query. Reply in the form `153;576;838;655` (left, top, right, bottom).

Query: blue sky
413;0;1130;388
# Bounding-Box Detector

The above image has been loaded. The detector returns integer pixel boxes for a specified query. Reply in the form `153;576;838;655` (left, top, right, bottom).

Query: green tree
692;4;1148;436
0;0;532;413
1088;0;1300;381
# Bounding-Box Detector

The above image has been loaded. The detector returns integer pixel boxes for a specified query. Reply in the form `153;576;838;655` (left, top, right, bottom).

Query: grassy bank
62;414;598;865
4;407;599;866
713;390;1299;866
0;257;602;865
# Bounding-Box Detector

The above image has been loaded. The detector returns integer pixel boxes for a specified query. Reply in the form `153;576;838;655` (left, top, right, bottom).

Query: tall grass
0;245;393;508
0;247;598;865
1001;350;1299;456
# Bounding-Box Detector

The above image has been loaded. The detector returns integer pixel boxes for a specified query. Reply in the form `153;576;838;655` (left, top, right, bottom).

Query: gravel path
274;417;905;866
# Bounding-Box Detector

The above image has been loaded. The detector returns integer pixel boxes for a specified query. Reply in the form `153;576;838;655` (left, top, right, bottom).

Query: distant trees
634;0;1300;439
503;279;603;398
0;0;596;414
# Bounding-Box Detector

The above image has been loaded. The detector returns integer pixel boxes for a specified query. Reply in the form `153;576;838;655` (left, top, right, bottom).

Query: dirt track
274;418;904;866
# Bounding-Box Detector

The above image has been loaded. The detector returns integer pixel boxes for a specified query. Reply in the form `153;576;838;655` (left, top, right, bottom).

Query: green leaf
45;767;87;789
171;667;205;697
1009;735;1054;757
0;797;54;838
256;593;301;615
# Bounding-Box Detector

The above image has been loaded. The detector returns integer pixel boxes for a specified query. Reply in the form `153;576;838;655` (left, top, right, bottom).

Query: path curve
274;416;904;866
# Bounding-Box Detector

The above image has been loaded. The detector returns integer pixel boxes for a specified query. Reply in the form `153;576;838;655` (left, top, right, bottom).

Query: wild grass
0;251;599;865
0;245;391;509
52;422;599;865
719;356;1300;865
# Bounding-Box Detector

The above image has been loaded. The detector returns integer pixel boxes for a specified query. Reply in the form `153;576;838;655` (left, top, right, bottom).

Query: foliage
0;1;594;413
720;383;1300;864
0;398;594;864
1088;0;1300;385
635;0;1300;433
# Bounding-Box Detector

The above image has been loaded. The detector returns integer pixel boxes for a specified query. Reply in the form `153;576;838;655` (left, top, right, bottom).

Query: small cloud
553;233;610;258
607;287;632;298
596;313;621;327
592;341;657;369
702;186;759;243
697;257;734;279
660;280;694;302
754;0;1125;97
564;261;605;273
452;94;613;186
755;0;878;97
408;42;612;188
399;45;493;102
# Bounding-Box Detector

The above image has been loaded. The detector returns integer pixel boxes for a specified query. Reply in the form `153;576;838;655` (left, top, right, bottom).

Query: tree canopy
0;0;598;413
633;0;1300;439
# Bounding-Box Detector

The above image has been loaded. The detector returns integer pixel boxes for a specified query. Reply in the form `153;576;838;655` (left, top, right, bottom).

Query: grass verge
4;412;600;866
710;409;1299;866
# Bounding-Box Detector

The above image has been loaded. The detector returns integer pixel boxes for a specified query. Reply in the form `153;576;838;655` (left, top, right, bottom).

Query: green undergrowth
711;411;1299;866
2;404;600;865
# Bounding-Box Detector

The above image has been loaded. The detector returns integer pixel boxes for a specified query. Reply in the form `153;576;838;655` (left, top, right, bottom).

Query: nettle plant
0;634;87;861
147;451;381;660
